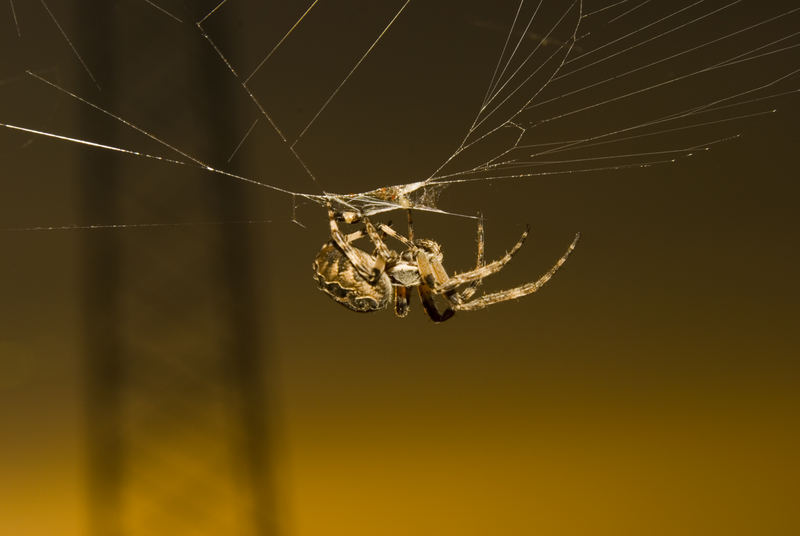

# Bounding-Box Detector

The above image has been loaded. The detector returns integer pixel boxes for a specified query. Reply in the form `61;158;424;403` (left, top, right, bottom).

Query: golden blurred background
1;1;798;535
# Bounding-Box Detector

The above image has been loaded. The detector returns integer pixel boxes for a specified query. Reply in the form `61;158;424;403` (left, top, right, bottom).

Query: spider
313;202;580;323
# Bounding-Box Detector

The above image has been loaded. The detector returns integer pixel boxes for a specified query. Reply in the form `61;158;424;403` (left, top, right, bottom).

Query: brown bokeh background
1;1;798;535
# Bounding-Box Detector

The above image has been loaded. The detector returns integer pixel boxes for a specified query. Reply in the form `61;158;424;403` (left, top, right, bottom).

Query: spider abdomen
312;241;392;313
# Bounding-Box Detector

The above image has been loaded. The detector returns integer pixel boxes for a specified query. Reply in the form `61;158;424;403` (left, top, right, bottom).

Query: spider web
1;0;799;228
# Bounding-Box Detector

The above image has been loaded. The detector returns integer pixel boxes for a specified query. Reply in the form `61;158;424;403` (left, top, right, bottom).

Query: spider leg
344;221;394;245
454;213;485;303
382;212;415;318
373;221;415;249
415;249;456;322
344;229;367;243
433;226;530;295
418;281;455;323
454;233;580;312
363;218;391;258
393;286;412;317
363;217;402;283
326;201;382;281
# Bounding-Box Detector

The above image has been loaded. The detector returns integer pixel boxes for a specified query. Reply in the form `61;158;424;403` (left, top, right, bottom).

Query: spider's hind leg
454;232;580;312
454;213;486;303
418;283;455;323
436;225;530;295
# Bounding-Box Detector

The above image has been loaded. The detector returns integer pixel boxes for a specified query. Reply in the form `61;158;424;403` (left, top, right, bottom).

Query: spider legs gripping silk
326;202;388;282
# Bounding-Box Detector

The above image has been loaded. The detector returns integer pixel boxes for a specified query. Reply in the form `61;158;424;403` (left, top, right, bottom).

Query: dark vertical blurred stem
79;2;123;535
199;6;279;536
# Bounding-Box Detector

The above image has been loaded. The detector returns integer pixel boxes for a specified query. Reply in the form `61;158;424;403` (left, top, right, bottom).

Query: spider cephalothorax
312;203;579;323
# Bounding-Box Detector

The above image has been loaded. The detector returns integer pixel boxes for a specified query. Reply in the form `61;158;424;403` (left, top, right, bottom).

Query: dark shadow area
202;5;279;536
80;3;123;535
79;2;279;534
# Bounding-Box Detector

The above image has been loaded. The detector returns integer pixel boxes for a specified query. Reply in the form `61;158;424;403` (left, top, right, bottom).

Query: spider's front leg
415;250;456;323
326;202;387;283
362;217;393;284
